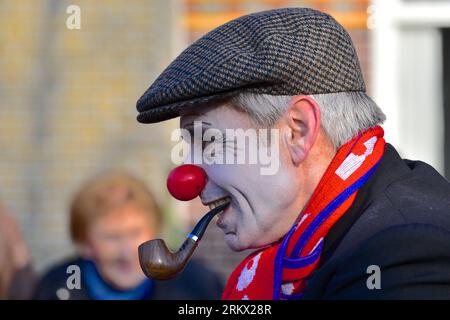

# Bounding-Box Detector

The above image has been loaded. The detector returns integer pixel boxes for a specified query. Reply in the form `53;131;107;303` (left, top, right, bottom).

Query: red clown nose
166;164;207;201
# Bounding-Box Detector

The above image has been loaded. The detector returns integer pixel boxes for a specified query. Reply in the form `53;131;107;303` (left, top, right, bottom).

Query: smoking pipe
139;201;230;280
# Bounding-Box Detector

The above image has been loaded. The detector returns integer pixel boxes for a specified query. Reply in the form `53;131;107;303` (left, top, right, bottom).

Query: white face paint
180;103;303;251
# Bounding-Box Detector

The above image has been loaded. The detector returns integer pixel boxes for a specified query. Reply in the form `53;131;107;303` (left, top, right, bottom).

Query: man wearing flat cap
136;8;450;299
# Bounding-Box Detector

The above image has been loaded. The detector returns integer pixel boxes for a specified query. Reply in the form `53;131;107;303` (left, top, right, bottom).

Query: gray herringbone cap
136;7;366;124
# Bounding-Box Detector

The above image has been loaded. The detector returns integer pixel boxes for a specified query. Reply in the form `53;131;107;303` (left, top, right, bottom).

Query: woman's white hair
228;92;386;148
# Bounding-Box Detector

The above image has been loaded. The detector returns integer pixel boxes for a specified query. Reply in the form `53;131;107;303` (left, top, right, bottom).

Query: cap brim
136;92;235;124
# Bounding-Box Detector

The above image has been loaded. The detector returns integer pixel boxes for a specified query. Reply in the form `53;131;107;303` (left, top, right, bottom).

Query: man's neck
294;133;336;220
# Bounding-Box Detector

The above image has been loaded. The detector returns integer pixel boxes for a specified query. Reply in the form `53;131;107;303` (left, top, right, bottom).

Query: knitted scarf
222;126;386;300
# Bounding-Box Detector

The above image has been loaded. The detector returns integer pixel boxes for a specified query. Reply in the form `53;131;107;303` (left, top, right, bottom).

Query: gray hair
228;92;386;148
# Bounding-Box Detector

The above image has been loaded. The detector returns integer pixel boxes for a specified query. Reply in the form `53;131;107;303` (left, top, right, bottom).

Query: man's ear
283;95;321;166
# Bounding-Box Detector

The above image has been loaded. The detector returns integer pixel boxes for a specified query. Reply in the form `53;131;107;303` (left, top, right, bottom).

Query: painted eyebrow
182;121;212;128
181;123;232;147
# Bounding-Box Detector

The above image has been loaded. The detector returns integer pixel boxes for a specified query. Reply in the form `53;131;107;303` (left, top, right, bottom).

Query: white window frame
371;0;450;173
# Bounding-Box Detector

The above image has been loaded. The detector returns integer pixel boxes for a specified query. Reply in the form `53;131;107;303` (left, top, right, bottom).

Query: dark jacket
302;143;450;299
34;257;223;300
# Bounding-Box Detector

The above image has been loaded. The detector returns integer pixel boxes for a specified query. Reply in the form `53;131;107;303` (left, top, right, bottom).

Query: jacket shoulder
384;159;450;225
152;258;224;300
308;223;450;299
33;257;87;300
331;160;450;260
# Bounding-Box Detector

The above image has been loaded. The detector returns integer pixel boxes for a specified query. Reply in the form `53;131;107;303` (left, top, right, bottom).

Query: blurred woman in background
34;171;223;300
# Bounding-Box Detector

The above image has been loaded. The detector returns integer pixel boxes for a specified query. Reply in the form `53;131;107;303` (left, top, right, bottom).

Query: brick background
0;0;183;272
0;0;371;284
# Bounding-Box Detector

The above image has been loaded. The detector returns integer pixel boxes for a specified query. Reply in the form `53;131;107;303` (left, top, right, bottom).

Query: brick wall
0;0;372;285
0;0;183;271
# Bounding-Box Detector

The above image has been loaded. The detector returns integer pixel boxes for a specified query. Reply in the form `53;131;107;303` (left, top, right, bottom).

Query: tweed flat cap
136;7;365;123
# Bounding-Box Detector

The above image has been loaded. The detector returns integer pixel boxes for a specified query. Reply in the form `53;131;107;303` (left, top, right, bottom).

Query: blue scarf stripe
272;160;381;300
272;223;297;300
291;162;380;258
283;239;323;269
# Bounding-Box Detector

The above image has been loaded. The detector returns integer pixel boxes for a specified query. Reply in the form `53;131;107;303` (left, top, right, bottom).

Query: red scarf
222;126;386;300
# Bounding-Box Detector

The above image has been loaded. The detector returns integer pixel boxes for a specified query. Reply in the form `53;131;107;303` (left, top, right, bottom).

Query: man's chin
225;233;276;252
224;233;248;252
